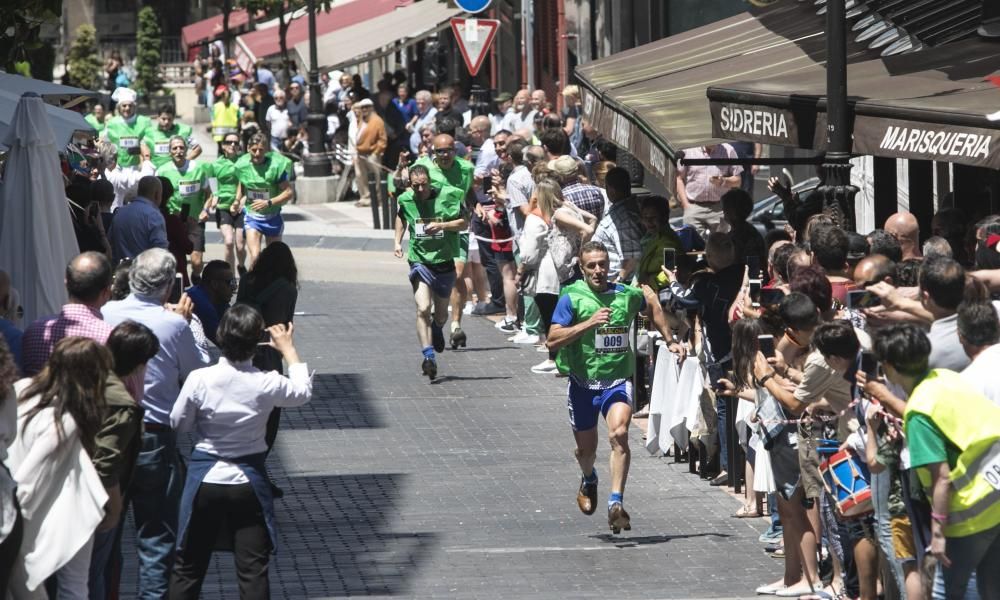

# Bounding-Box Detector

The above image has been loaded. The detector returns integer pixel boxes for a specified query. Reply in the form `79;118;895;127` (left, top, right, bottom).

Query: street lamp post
303;0;331;177
820;0;858;231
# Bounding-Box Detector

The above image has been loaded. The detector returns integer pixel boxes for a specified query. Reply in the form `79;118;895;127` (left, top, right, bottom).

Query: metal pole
820;0;858;231
524;0;535;89
302;0;332;178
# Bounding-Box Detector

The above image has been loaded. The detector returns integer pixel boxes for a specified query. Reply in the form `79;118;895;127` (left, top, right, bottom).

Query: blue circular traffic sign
455;0;492;14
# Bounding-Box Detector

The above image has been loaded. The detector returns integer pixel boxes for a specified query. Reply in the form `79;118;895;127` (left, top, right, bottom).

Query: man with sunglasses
185;260;235;344
209;134;247;275
156;135;214;283
393;165;468;380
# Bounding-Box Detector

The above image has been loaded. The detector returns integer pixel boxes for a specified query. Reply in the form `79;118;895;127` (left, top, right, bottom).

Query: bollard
368;177;381;230
380;179;391;230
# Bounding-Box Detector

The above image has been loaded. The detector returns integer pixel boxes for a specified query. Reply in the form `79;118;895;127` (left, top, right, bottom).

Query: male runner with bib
394;165;468;380
546;241;678;533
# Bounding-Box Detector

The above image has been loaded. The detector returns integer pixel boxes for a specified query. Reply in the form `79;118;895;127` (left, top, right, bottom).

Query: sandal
734;504;763;518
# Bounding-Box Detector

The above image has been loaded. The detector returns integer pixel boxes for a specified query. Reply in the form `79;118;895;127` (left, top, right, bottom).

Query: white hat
111;87;137;104
547;155;580;178
355;98;374;108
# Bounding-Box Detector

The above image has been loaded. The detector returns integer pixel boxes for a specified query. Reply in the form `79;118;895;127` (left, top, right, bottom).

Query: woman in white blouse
8;337;111;599
0;336;22;594
169;304;312;599
517;178;596;374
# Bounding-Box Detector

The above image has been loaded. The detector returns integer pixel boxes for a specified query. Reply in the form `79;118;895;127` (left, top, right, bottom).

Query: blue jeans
933;524;999;600
769;494;782;530
128;429;184;599
716;394;729;472
871;470;907;598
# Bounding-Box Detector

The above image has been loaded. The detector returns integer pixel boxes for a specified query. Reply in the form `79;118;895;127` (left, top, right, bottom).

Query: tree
237;0;332;74
134;6;163;97
66;24;102;91
0;0;61;75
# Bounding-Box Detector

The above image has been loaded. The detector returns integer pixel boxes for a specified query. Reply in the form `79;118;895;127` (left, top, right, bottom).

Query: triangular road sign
450;17;500;77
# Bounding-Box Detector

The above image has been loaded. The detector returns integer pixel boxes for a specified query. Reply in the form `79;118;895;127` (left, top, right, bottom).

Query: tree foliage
67;24;103;91
134;6;163;97
235;0;332;73
0;0;61;75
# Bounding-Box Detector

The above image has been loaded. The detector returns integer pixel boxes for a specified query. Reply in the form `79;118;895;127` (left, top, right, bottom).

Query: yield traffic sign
450;17;499;77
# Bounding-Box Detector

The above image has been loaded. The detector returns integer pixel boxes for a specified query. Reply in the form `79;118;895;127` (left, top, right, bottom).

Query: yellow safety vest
211;101;240;142
905;369;1000;538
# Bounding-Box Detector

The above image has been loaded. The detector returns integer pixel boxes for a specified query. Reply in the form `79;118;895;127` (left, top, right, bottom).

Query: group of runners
96;87;293;274
392;139;679;533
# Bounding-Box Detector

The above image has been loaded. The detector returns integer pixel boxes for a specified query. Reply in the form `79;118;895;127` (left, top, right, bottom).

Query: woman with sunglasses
235;132;294;265
210;134;247;275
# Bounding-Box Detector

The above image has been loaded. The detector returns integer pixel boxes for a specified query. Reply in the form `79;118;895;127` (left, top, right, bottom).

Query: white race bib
154;141;170;154
213;126;237;136
247;189;269;202
983;452;1000;491
179;181;199;196
119;136;139;149
414;219;443;239
594;326;629;354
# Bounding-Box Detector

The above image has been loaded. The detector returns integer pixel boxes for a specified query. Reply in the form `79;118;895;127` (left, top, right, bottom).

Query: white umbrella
0;92;79;324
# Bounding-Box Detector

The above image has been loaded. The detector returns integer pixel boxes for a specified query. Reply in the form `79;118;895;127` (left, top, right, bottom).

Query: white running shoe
495;317;518;333
512;332;539;344
530;359;558;374
536;344;549;353
462;301;475;315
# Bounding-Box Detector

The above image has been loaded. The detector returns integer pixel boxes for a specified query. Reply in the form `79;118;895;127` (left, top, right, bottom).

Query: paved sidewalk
119;279;779;599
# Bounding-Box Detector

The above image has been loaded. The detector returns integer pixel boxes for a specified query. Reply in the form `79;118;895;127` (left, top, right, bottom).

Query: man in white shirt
407;90;437;154
959;300;1000;405
265;90;292;150
96;140;155;209
500;89;536;135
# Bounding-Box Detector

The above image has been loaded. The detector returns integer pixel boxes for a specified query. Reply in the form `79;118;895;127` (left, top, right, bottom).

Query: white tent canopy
0;93;80;325
0;87;94;151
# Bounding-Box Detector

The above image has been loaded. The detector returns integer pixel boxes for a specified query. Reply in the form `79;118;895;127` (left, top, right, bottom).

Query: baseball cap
547;155;580;178
494;92;513;103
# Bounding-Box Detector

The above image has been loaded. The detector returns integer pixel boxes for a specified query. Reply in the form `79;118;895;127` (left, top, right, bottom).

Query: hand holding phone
758;334;776;358
847;289;881;310
760;288;785;307
860;351;880;380
749;280;762;306
663;247;677;271
168;273;183;304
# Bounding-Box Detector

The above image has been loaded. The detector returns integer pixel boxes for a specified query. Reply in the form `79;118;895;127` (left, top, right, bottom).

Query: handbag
755;388;788;450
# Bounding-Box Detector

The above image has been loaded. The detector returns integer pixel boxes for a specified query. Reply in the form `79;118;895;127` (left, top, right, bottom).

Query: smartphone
179;203;191;221
168;273;183;304
760;287;785;306
747;255;762;281
663;247;677;271
758;334;776;358
847;289;881;310
861;351;879;380
258;329;272;346
749;279;762;306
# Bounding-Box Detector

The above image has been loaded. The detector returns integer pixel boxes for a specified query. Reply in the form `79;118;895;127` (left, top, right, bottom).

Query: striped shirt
561;182;605;222
21;304;113;376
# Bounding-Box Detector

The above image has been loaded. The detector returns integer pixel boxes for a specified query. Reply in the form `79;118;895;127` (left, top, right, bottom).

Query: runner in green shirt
393;164;468;381
234;132;294;265
144;104;202;169
208;131;246;275
102;87;151;170
155;135;214;281
84;101;108;135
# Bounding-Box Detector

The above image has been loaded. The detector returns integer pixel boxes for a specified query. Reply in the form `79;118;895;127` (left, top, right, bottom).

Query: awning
233;0;412;72
575;1;872;183
0;90;95;151
294;1;460;72
181;9;251;51
0;72;99;110
707;39;1000;169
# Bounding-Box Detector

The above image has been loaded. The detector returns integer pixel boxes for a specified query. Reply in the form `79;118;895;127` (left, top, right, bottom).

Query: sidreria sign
710;102;798;146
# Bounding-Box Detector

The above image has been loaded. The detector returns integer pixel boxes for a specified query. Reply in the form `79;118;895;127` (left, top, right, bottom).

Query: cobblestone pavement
120;278;780;599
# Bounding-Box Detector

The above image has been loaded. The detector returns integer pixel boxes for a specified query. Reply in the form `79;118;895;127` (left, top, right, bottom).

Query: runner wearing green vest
156;135;214;281
144;104;201;169
84;101;107;135
103;87;151;170
392;164;468;381
209;131;247;275
404;135;477;349
871;323;1000;598
235;132;293;264
546;240;675;534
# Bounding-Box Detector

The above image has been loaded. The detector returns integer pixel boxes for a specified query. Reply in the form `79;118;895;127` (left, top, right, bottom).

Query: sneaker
496;317;518;334
531;359;558;374
421;357;437;380
759;528;783;543
607;502;631;534
536;344;550;353
354;199;371;208
462;301;475;315
512;332;539;344
577;478;598;515
472;302;504;316
431;324;445;353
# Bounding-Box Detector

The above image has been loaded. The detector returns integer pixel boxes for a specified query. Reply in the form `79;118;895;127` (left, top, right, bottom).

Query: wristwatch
267;199;273;208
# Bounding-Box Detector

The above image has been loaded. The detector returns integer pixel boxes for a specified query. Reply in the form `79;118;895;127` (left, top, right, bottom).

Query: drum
819;448;873;517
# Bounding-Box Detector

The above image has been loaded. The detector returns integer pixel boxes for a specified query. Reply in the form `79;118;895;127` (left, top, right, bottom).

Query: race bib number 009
247;189;269;202
155;142;170;154
179;181;199;196
119;136;139;149
595;326;629;354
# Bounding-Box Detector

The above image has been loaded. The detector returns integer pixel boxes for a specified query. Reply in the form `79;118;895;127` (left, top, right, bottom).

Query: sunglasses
433;148;455;155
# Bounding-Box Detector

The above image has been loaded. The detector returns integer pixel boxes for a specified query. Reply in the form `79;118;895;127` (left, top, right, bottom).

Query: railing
161;62;197;85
